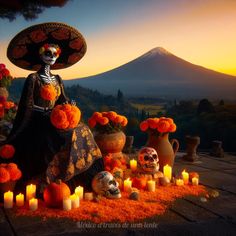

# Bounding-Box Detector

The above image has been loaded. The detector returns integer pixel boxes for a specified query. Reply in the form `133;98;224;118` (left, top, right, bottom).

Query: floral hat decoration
7;22;87;71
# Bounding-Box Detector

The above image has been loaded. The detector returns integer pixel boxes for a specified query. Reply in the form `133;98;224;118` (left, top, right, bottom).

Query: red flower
0;144;15;159
0;167;10;183
0;64;6;70
1;68;10;77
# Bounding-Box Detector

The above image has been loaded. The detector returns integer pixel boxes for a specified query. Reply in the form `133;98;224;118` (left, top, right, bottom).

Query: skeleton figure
138;147;159;174
38;44;61;83
92;171;121;199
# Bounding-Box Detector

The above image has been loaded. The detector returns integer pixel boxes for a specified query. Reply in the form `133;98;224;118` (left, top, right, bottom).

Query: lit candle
75;186;84;200
84;192;94;201
163;164;172;181
26;184;36;201
16;193;24;207
147;180;156;192
29;198;38;211
130;159;137;172
182;170;189;185
63;198;71;211
124;178;132;192
70;194;80;209
176;179;184;186
4;191;13;209
192;177;199;186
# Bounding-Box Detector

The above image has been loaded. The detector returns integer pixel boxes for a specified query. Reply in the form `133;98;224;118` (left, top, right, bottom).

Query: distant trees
197;99;215;114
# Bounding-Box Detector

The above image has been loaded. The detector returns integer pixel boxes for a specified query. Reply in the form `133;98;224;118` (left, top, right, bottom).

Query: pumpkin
189;172;199;181
132;176;147;190
43;180;71;208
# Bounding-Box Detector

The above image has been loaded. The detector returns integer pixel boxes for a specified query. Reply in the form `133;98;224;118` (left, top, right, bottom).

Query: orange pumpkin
189;172;199;181
43;180;71;208
132;176;147;190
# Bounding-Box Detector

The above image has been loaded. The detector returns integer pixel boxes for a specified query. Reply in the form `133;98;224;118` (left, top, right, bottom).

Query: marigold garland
15;185;206;223
0;144;15;159
50;104;81;130
40;84;57;101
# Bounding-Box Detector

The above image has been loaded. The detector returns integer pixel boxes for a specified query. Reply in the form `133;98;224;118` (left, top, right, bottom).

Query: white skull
39;44;60;65
92;171;121;199
138;147;159;174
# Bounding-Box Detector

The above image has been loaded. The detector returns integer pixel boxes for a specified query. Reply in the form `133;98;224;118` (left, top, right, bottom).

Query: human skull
39;44;60;65
92;171;121;199
138;147;159;174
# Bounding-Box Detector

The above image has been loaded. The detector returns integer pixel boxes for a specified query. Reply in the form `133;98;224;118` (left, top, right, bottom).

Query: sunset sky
0;0;236;80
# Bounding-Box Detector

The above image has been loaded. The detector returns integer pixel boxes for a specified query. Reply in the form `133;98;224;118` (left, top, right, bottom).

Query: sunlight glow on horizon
0;0;235;79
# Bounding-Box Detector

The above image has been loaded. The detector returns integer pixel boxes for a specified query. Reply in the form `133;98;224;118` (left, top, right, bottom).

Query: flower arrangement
0;100;17;122
0;64;14;88
103;153;127;172
40;84;57;101
0;163;22;183
50;104;81;130
140;117;177;136
88;111;128;134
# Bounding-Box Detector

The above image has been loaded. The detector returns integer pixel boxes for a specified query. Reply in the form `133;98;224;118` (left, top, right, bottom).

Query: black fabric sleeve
3;74;36;144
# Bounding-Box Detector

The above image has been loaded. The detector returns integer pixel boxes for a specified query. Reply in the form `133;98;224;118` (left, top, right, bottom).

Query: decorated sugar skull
138;147;159;174
92;171;121;199
39;43;61;65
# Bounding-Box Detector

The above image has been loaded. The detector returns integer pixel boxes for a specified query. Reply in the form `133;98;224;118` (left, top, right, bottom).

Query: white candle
75;186;84;200
70;194;80;209
26;184;36;201
63;198;71;211
182;170;189;185
84;192;94;201
29;198;38;211
130;159;137;172
163;164;172;181
4;191;13;209
16;193;24;207
192;177;199;186
124;178;132;192
176;179;184;186
147;180;156;192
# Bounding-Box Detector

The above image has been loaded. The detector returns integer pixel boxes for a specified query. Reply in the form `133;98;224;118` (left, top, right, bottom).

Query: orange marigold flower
98;117;109;126
121;116;128;127
147;118;158;129
114;115;124;124
4;101;15;110
166;118;174;125
6;163;18;171
8;168;22;181
50;104;81;129
106;111;118;122
50;109;69;129
157;120;170;133
0;167;10;183
40;84;57;101
169;123;177;132
101;112;108;117
0;144;15;159
92;112;102;121
140;121;149;131
88;117;96;128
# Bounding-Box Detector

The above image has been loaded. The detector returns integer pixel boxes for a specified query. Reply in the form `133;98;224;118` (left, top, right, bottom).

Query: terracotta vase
94;131;126;158
182;136;200;162
146;132;179;172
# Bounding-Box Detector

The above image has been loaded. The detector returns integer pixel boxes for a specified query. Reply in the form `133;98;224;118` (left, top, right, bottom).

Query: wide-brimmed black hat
7;22;87;71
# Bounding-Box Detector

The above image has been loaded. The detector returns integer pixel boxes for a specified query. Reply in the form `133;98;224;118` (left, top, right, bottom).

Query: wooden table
1;152;236;236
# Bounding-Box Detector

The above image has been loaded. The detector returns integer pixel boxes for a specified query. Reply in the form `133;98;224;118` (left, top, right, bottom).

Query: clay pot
146;133;179;172
94;131;126;157
210;140;224;158
182;136;200;162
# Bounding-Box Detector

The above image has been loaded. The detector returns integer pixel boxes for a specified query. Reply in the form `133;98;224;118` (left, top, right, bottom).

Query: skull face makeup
138;147;159;174
92;171;121;199
39;44;61;65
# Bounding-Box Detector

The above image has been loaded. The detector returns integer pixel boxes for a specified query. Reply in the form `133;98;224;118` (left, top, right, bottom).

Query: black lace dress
3;73;104;190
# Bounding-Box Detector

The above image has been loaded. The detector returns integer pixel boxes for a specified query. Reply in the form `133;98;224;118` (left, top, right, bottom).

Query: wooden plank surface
0;208;14;236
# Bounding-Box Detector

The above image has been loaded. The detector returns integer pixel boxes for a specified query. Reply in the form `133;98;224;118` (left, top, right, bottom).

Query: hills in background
64;47;236;99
